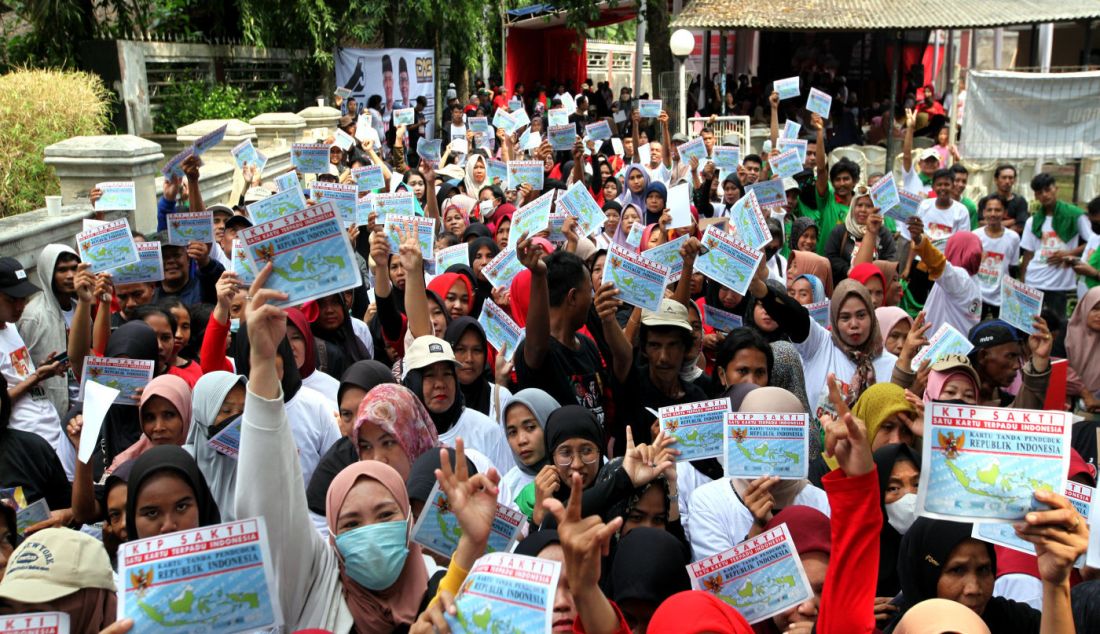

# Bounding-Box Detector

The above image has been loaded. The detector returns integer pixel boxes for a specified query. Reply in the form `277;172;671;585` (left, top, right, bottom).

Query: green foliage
153;80;293;134
0;68;112;217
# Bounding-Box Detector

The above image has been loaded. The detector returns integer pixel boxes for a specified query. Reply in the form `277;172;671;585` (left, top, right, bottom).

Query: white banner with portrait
336;47;436;138
961;70;1100;160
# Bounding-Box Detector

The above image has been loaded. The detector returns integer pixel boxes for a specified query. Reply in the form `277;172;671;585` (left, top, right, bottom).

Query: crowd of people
1;69;1100;634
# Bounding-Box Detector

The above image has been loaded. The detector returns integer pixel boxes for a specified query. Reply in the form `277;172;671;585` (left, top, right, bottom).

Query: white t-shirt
350;317;376;359
497;466;534;513
924;261;983;337
898;198;970;252
60;305;75;329
901;165;932;197
285;385;342;491
976;227;1021;306
644;163;671;184
675;461;716;546
0;325;63;453
438;407;513;474
794;318;898;415
688;477;831;561
1077;233;1100;299
301;370;340;405
1020;215;1094;291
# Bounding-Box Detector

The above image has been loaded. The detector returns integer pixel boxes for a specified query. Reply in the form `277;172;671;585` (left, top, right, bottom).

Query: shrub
154;80;294;134
0;68;112;217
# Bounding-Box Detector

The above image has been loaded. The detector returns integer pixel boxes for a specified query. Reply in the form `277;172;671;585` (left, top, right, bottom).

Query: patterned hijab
829;279;884;405
352;384;438;465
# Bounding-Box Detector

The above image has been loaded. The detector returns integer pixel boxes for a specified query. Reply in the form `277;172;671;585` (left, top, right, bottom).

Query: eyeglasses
554;445;600;466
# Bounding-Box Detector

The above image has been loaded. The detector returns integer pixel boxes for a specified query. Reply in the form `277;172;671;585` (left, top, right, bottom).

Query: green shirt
961;197;978;229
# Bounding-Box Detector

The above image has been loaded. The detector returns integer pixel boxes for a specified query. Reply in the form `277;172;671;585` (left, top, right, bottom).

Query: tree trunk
644;0;672;99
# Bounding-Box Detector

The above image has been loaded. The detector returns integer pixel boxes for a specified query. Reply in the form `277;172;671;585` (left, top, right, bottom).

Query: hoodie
16;244;77;419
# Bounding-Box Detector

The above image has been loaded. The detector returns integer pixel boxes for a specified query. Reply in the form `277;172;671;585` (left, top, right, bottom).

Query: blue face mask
334;519;410;590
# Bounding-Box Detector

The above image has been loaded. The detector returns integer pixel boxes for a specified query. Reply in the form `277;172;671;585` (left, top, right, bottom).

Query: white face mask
886;493;918;535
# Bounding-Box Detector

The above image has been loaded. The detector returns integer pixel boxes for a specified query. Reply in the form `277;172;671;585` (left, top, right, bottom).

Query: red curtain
505;27;588;93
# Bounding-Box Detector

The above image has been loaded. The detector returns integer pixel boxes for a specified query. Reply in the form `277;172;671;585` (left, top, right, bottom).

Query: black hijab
125;445;220;539
544;405;604;502
444;318;492;416
404;362;465;435
744;279;793;343
309;294;370;363
406;447;477;506
703;278;749;322
513;528;560;557
231;320;302;402
789;217;818;253
874;443;921;597
337;360;396;404
467;236;500;316
101;321;161;466
463;224;494;243
609;527;691;607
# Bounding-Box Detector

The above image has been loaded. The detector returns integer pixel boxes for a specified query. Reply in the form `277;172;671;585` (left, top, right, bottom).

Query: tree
643;0;672;98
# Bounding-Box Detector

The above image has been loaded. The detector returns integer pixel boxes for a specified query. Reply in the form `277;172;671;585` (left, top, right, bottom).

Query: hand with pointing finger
822;373;874;477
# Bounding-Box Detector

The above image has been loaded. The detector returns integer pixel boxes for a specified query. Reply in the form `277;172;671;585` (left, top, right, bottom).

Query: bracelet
667;493;679;502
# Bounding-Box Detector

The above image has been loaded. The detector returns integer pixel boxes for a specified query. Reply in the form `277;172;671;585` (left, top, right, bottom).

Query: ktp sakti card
166;211;214;246
93;181;136;211
108;241;164;285
290;143;330;174
660;398;731;462
724;412;809;479
1000;278;1043;335
601;242;671;312
774;77;800;100
80;357;155;405
506;161;544;190
478;300;524;361
695;225;764;296
445;552;560;634
248;186;307;225
76;218;139;273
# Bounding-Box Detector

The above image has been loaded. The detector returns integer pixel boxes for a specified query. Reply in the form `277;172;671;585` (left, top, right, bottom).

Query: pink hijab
108;374;192;473
1067;287;1100;391
352;384;438;464
325;461;427;634
924;370;979;405
442;194;476;230
944;232;982;276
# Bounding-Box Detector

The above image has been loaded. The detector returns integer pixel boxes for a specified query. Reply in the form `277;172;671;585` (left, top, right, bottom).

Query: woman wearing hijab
923;231;983;336
824;188;897;282
232;321;342;491
428;273;475;322
608;527;692;633
642;181;668;226
463;154;490;197
96;320;163;469
849;262;889;310
182;371;246;520
1067;287;1100;404
309;293;371;366
238;306;500;631
688;387;830;561
888;514;1083;633
617;164;650;214
441;194;475;237
875;260;905;307
783;279;898;416
402;336;512;472
744;279;808;344
922;356;981;405
468;236;500;316
789;216;820;254
877;306;914;356
126;445;221;539
444;317;511;422
286;307;342;403
647;591;753;634
612;203;644;249
0;528;119;633
873;444;922;599
490;203;516;250
107;374;192;474
308;361;398;518
788;273;828;306
786;248;835;299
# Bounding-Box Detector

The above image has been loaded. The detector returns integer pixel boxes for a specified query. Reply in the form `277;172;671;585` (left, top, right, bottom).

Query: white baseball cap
918;147;941;163
640;298;692;332
405;336;463;371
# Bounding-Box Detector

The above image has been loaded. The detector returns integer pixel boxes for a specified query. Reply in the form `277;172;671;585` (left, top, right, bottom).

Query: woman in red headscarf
921;230;983;338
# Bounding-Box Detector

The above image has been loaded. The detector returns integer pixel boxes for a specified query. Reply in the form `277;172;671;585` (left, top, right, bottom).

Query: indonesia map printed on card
506;161;544;190
586;120;613;141
231;139;267;171
434;243;470;275
639;99;662;118
746;179;786;210
393;108;416;126
383;214;436;259
478;300;523;361
548;124;577;152
290;143;331;174
231;239;256;286
509;190;554;247
782;120;801;140
677;136;708;166
768;148;802;179
166;211;214;246
487;159;508;184
80;357;155;405
885;190;923;223
353;165;386;192
688;524;814;625
774;76;800;100
910;323;974;371
974;481;1091;564
492;107;517;133
372;191;419;221
777;138;807;164
806;88;832;118
76;218;139;273
94;181;136;211
556;181;606;238
870;174;901;213
641;234;689;283
695;227;763;295
601;242;671;312
659;398;731;462
728;190;770;250
808;300;830;329
712;146;740;173
1000;277;1043;335
411;482;525;558
703;303;743;332
482;247;525;290
118;518;281;633
207;415;243;458
108;241;164;285
917;403;1071;522
191;123;228;156
445;553;560;634
724;413;809;479
248;186;308;225
237;202;361;307
311;181;358;225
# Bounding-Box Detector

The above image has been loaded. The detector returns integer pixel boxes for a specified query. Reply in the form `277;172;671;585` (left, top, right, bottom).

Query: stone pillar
296;106;342;141
248;112;307;149
43;135;164;234
175;119;256;164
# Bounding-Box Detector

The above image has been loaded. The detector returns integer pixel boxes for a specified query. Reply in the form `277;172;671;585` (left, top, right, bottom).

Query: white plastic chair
829;147;867;180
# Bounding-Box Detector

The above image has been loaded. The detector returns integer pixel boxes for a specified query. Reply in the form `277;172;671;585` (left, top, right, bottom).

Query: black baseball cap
0;257;41;298
967;319;1022;350
225;215;253;232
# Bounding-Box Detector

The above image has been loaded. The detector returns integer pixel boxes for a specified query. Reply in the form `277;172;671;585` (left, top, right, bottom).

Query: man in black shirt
980;164;1029;235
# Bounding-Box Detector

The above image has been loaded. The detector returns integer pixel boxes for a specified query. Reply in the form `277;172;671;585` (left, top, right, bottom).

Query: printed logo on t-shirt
927;222;952;249
571;372;606;426
978;251;1004;287
8;346;31;378
814;379;851;423
1036;231;1067;265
